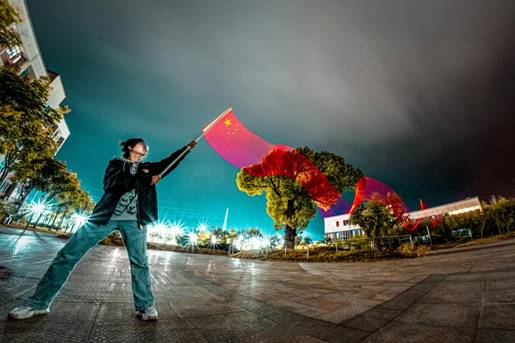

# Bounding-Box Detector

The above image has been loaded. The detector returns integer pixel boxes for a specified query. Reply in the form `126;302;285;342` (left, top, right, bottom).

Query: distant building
324;197;483;240
0;0;70;200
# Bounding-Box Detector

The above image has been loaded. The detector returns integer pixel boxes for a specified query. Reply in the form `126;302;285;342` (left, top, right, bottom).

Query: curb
426;238;515;256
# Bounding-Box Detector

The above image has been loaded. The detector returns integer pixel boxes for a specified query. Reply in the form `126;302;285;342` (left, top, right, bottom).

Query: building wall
0;0;70;200
324;197;482;239
408;197;482;219
1;0;70;151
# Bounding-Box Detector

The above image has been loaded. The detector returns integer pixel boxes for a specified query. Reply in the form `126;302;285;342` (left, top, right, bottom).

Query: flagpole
157;107;232;178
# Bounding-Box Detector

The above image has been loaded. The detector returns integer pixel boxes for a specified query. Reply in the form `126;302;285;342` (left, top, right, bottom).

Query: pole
158;107;232;178
426;225;432;248
222;208;229;231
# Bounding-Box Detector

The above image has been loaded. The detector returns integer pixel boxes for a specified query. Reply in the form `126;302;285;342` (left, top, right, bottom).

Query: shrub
394;242;430;258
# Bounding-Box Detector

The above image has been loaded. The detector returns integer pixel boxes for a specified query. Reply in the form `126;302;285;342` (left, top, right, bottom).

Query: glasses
137;142;150;152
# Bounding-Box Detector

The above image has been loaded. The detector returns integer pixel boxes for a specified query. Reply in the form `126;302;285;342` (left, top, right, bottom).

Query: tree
55;188;94;232
11;156;94;231
350;200;399;251
1;1;67;192
487;196;515;235
0;66;68;188
0;0;21;48
10;157;63;203
237;146;362;250
245;227;262;237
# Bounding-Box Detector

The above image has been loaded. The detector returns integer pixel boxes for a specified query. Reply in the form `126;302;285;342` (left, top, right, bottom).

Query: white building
0;0;70;200
324;197;483;240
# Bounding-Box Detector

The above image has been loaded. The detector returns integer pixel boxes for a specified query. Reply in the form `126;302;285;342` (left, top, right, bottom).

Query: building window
6;44;23;64
19;65;35;79
335;221;339;227
55;136;65;147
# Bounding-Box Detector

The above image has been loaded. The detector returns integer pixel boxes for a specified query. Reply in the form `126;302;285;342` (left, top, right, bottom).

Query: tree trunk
56;212;66;231
2;182;17;200
283;198;297;251
50;207;62;230
17;184;32;202
64;222;73;233
25;213;35;230
0;165;10;186
496;221;503;235
13;184;32;216
284;225;297;250
32;213;44;228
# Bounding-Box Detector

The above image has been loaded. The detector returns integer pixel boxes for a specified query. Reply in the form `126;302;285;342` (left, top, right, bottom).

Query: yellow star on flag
224;119;232;127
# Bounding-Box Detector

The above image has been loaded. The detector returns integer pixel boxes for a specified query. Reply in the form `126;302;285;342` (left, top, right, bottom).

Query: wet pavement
1;225;515;342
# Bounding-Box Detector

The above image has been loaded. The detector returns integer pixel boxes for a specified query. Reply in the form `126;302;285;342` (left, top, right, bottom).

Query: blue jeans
26;220;154;311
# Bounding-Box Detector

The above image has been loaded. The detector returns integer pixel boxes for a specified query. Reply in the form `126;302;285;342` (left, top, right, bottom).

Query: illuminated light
197;223;208;232
241;236;271;251
154;223;167;231
169;223;184;237
28;200;49;216
188;232;198;245
147;221;171;244
232;234;244;250
207;234;219;250
448;206;482;216
32;204;46;214
72;213;88;227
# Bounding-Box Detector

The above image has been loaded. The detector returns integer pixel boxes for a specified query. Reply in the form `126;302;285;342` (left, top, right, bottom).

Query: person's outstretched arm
149;140;197;184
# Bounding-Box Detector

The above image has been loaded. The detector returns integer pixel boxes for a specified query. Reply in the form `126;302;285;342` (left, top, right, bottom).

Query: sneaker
135;305;158;321
8;305;50;320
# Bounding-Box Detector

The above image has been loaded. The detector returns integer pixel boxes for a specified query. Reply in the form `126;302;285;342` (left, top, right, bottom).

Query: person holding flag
8;106;346;322
8;138;197;321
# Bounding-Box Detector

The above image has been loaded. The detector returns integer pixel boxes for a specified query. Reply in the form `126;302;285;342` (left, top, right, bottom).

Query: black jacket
88;145;191;228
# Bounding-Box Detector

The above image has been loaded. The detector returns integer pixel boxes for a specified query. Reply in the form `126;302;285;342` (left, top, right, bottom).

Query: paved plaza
0;226;514;342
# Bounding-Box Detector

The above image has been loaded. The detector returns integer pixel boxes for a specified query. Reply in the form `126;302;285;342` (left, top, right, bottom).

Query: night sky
25;0;515;239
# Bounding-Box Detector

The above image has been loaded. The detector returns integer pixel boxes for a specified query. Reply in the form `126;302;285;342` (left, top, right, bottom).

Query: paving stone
341;309;401;332
1;226;515;342
419;282;483;305
479;304;515;330
88;326;207;343
171;302;247;318
363;321;476;343
483;288;515;304
474;328;515;343
396;303;480;328
485;278;515;291
282;319;370;343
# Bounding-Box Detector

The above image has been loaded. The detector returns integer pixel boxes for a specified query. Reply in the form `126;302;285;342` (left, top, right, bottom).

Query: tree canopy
0;66;69;186
0;0;21;48
237;146;362;249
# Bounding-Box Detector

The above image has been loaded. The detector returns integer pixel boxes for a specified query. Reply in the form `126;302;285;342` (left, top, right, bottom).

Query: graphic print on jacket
110;158;139;220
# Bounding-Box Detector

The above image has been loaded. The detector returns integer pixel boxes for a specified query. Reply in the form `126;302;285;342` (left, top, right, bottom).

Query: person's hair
120;138;145;158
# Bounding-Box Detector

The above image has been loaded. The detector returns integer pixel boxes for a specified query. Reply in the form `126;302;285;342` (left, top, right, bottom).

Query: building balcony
46;70;66;109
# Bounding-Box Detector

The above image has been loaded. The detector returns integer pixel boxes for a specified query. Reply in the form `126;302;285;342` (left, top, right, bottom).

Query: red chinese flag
203;109;341;210
243;149;341;211
204;110;292;168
